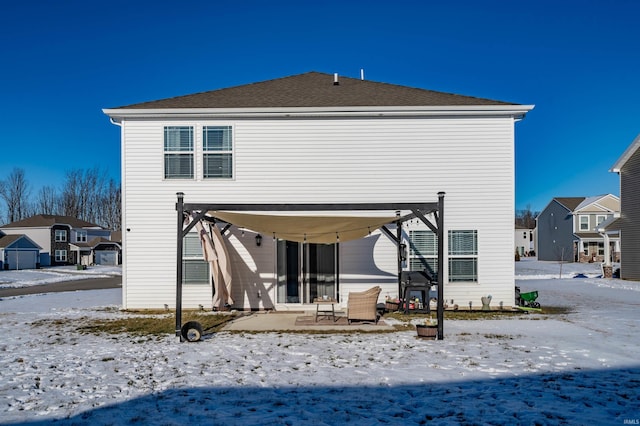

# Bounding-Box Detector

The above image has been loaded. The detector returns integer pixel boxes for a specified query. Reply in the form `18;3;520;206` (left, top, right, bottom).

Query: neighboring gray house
536;198;584;262
0;233;42;270
610;133;640;280
0;215;113;266
536;195;620;262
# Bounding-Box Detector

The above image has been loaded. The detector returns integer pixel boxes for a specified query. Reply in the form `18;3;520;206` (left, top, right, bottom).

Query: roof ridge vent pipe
333;73;339;85
360;68;365;80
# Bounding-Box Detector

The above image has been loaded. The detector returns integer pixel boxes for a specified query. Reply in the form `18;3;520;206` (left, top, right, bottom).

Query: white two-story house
103;71;533;311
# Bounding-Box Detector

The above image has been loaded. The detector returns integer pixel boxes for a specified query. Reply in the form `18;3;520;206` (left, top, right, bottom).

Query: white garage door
95;251;117;265
7;251;37;270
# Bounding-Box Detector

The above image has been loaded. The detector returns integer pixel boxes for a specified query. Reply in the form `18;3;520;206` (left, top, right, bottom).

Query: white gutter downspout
107;115;125;308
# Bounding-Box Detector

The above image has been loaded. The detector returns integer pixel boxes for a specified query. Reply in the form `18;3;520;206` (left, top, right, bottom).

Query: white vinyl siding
164;126;194;179
203;126;233;179
120;116;516;309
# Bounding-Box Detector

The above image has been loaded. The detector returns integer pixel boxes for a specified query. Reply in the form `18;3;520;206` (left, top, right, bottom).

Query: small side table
313;298;336;322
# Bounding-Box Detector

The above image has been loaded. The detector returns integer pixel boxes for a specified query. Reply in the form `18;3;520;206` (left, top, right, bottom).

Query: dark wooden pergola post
175;192;184;341
437;191;445;340
396;213;403;306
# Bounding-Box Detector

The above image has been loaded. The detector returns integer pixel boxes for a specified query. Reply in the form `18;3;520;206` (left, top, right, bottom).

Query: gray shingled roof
0;215;101;229
113;71;515;109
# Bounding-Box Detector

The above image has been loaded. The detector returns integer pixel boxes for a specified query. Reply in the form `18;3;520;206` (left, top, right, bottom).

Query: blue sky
1;0;638;212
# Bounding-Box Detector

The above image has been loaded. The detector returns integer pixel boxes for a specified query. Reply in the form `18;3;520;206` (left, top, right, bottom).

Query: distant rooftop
1;215;102;229
553;197;586;211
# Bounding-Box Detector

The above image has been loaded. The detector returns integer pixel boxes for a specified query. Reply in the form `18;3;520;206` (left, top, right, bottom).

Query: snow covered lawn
0;265;122;289
0;259;639;425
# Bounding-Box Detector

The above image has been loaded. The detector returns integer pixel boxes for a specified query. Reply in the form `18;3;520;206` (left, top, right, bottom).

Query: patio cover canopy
208;211;398;244
175;193;446;341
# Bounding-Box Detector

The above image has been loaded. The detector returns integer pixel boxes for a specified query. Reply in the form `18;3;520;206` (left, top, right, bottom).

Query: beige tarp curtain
192;217;233;309
208;211;398;244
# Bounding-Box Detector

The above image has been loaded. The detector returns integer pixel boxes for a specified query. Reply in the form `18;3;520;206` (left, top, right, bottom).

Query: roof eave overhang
103;105;535;122
610;133;640;173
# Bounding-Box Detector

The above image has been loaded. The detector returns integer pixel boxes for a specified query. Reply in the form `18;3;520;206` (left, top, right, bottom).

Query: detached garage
0;234;42;270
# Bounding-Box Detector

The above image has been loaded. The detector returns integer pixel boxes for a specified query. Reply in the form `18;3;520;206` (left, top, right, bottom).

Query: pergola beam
181;202;439;212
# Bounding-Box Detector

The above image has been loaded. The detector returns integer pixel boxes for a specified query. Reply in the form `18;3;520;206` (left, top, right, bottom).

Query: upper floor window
203;126;233;179
55;229;67;242
448;230;478;282
579;215;590;231
596;215;607;226
164;126;194;179
76;230;87;243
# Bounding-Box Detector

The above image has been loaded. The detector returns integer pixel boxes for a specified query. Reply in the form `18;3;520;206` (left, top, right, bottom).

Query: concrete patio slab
221;311;395;332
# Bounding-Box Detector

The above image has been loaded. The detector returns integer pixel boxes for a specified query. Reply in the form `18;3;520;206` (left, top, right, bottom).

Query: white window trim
182;231;210;285
408;229;438;277
579;215;590;231
202;125;234;179
55;249;67;262
76;230;88;243
55;229;67;242
448;230;478;283
164;126;194;180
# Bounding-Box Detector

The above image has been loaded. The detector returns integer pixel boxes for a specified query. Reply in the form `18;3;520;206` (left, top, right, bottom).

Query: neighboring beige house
103;71;533;311
573;195;620;263
610;133;640;280
536;195;620;263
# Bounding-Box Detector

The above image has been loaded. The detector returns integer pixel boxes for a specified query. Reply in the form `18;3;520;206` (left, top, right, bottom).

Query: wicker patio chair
347;286;382;324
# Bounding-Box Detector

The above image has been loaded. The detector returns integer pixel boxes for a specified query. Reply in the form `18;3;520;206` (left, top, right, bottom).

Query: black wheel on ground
181;321;203;342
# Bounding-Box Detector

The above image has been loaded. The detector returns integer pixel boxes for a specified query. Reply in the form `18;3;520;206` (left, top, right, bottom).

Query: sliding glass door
277;240;337;304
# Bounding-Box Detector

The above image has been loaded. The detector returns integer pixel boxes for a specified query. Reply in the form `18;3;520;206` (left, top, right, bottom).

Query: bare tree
515;204;539;229
35;185;60;215
61;167;107;221
2;167;120;230
60;167;119;229
0;168;31;224
100;179;121;231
